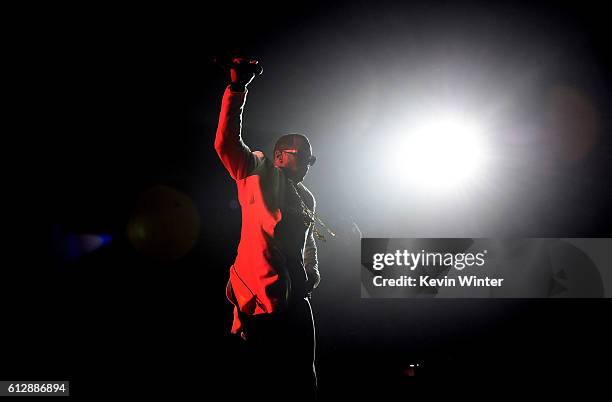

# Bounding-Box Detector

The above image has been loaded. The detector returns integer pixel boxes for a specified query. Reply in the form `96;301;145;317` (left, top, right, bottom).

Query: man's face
274;137;316;183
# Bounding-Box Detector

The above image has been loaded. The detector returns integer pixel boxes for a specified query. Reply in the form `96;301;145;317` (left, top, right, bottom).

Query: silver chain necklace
288;179;336;242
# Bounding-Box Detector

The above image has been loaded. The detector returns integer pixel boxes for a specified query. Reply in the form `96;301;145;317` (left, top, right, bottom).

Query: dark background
7;1;611;400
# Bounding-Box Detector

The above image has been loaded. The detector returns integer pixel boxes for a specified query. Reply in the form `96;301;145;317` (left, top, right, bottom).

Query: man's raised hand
230;57;262;91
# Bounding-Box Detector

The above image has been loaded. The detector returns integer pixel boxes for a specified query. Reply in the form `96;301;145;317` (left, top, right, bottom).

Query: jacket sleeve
304;225;320;290
303;193;320;290
214;86;256;180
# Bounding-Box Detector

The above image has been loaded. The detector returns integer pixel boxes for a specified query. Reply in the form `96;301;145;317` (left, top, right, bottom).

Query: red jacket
215;86;320;334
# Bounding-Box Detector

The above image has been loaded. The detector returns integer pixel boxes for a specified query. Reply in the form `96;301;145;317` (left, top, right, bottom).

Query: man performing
215;58;323;399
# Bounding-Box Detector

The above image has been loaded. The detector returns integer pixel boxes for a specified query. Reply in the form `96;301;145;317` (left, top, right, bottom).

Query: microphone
213;57;263;76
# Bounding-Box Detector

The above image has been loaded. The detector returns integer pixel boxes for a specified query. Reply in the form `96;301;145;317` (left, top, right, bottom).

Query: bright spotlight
386;113;487;193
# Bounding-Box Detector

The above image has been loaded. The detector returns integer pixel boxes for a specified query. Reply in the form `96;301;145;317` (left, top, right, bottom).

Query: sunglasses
282;149;317;166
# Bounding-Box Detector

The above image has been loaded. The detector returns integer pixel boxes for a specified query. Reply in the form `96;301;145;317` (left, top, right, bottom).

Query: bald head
274;134;312;155
273;133;315;183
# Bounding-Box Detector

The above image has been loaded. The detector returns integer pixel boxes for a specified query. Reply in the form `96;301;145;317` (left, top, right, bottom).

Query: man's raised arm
214;58;260;180
214;87;256;180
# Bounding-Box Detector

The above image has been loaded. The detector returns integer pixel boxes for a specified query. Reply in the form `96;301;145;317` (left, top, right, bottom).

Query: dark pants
236;297;317;400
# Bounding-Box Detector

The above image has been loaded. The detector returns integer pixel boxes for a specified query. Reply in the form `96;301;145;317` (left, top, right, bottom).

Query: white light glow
385;113;487;193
